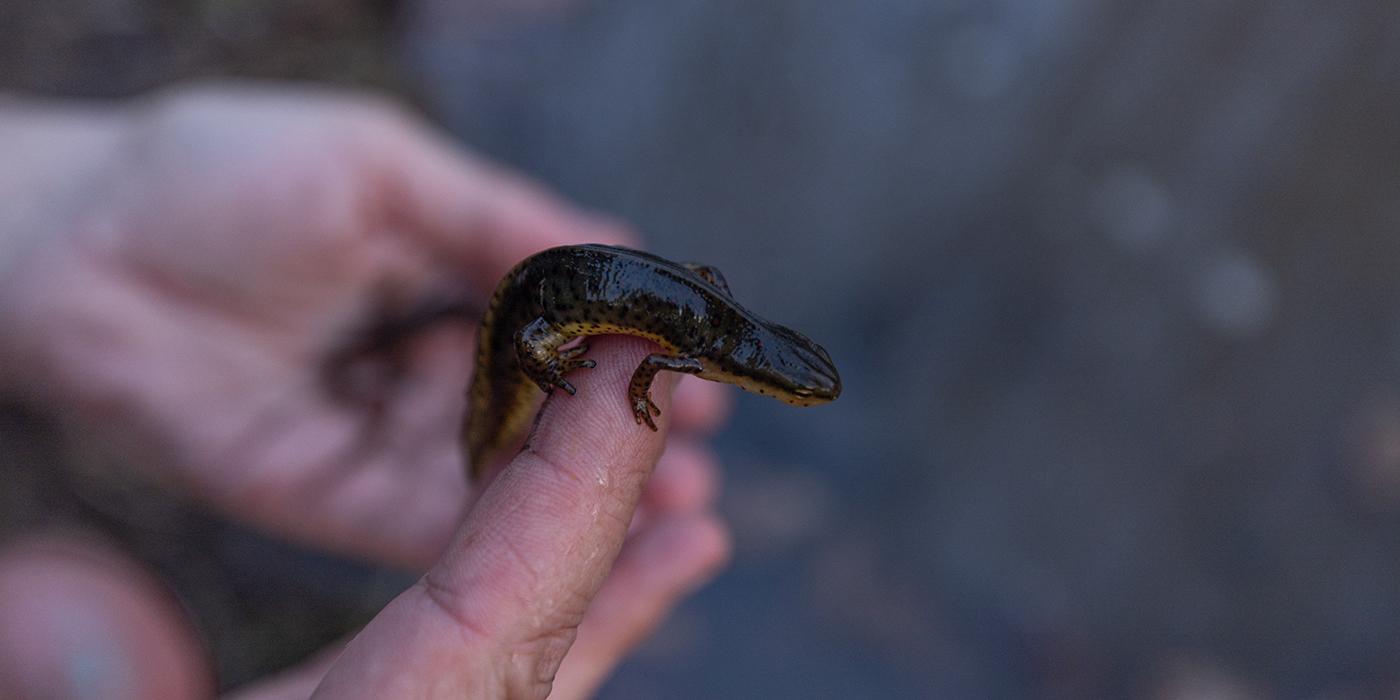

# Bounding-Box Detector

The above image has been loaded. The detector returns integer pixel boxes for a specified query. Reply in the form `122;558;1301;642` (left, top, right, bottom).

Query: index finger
312;335;677;698
429;335;675;634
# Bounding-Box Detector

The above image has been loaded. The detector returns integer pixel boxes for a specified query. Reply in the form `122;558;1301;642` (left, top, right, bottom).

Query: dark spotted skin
464;244;842;480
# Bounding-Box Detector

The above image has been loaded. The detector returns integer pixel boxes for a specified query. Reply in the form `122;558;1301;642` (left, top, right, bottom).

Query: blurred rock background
6;0;1400;697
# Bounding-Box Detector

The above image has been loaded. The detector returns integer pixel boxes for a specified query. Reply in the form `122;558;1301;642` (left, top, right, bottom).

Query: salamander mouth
768;328;842;403
783;374;840;405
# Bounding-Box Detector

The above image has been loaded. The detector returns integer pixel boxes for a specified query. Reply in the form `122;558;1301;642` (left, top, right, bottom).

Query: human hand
0;84;731;698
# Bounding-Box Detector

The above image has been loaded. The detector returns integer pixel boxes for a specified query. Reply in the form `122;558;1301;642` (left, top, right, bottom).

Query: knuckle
419;571;498;643
419;567;583;700
510;625;578;696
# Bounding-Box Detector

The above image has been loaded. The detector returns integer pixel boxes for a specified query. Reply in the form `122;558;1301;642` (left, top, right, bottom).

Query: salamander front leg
515;317;596;395
629;355;704;430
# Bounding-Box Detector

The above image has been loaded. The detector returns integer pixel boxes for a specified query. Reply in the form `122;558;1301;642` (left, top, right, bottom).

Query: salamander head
703;323;842;407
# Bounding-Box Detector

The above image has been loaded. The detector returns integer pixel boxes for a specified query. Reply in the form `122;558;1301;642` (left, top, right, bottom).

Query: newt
463;244;841;480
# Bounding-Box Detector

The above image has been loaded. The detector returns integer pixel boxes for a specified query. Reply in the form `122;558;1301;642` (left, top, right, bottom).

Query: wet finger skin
313;337;720;698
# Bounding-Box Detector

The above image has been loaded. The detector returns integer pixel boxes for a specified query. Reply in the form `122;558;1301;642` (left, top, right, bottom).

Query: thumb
312;335;678;699
368;118;634;294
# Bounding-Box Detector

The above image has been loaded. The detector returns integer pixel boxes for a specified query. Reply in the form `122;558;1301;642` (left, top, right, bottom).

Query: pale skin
0;84;732;699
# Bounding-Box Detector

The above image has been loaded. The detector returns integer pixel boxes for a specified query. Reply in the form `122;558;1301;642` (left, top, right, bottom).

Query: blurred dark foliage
0;0;401;95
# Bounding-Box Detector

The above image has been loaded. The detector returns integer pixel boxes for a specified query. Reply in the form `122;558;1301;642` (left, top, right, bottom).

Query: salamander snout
768;326;842;406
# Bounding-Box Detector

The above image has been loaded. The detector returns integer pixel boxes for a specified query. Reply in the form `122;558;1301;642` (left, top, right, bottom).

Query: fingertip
523;335;679;481
654;514;732;589
424;335;682;639
374;124;630;291
576;213;640;248
670;375;732;435
646;440;722;515
609;513;731;612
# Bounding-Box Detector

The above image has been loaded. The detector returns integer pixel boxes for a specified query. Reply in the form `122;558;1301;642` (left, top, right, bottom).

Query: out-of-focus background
6;0;1400;697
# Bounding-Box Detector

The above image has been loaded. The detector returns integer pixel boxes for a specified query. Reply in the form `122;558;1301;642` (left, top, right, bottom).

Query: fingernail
63;630;136;700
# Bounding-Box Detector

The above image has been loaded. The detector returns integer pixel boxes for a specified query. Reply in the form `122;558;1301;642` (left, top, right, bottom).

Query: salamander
463;244;841;480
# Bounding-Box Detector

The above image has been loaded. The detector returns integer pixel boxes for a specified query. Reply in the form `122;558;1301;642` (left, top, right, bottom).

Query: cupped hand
0;84;732;699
